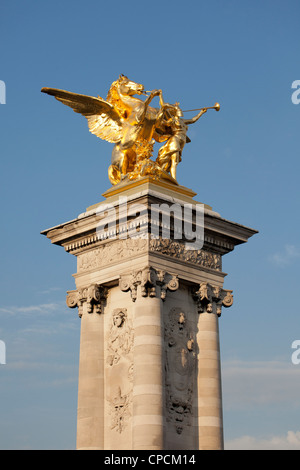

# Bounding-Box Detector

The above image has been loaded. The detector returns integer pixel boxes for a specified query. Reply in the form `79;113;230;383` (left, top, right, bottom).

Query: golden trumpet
183;102;220;112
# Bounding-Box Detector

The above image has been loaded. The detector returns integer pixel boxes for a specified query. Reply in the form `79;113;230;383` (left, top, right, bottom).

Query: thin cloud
269;244;300;267
222;360;300;408
0;302;64;316
225;430;300;450
39;287;62;295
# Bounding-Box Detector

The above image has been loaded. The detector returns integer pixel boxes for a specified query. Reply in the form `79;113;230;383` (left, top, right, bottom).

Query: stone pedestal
41;177;257;450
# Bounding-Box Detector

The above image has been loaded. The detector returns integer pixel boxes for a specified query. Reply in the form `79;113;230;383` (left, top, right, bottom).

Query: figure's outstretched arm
135;89;161;124
158;90;165;107
183;108;207;125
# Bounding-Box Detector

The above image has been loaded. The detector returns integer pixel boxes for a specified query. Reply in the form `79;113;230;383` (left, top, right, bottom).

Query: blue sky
0;0;300;449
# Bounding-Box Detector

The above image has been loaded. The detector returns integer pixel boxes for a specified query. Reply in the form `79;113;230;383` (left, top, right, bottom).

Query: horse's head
118;74;145;96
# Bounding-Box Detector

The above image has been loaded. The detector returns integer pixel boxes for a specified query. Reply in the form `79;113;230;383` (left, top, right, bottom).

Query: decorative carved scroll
192;282;233;316
156;270;180;300
119;266;179;301
66;284;107;317
164;307;196;434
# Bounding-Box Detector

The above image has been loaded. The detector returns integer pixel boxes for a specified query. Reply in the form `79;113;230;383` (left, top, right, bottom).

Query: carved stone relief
77;238;148;272
164;307;196;434
107;308;134;366
192;282;233;316
106;308;134;434
76;237;222;273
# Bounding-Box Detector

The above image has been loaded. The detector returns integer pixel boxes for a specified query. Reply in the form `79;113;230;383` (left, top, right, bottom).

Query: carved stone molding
192;282;233;316
119;266;179;302
66;284;108;317
149;238;222;271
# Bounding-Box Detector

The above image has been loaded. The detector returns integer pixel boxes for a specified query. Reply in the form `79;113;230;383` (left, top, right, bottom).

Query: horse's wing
85;113;124;143
41;87;123;143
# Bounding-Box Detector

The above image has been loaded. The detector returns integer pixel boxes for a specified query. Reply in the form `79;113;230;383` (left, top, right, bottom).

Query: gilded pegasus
42;75;166;185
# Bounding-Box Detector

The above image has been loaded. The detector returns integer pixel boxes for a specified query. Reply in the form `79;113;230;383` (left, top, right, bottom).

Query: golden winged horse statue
41;75;220;185
42;75;169;184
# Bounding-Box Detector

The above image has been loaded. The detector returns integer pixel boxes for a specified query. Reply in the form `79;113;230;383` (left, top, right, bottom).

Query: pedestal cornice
41;180;258;257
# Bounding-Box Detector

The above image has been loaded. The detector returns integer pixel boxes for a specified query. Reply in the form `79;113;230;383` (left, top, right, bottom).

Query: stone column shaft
197;311;223;450
132;294;164;450
76;304;104;450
